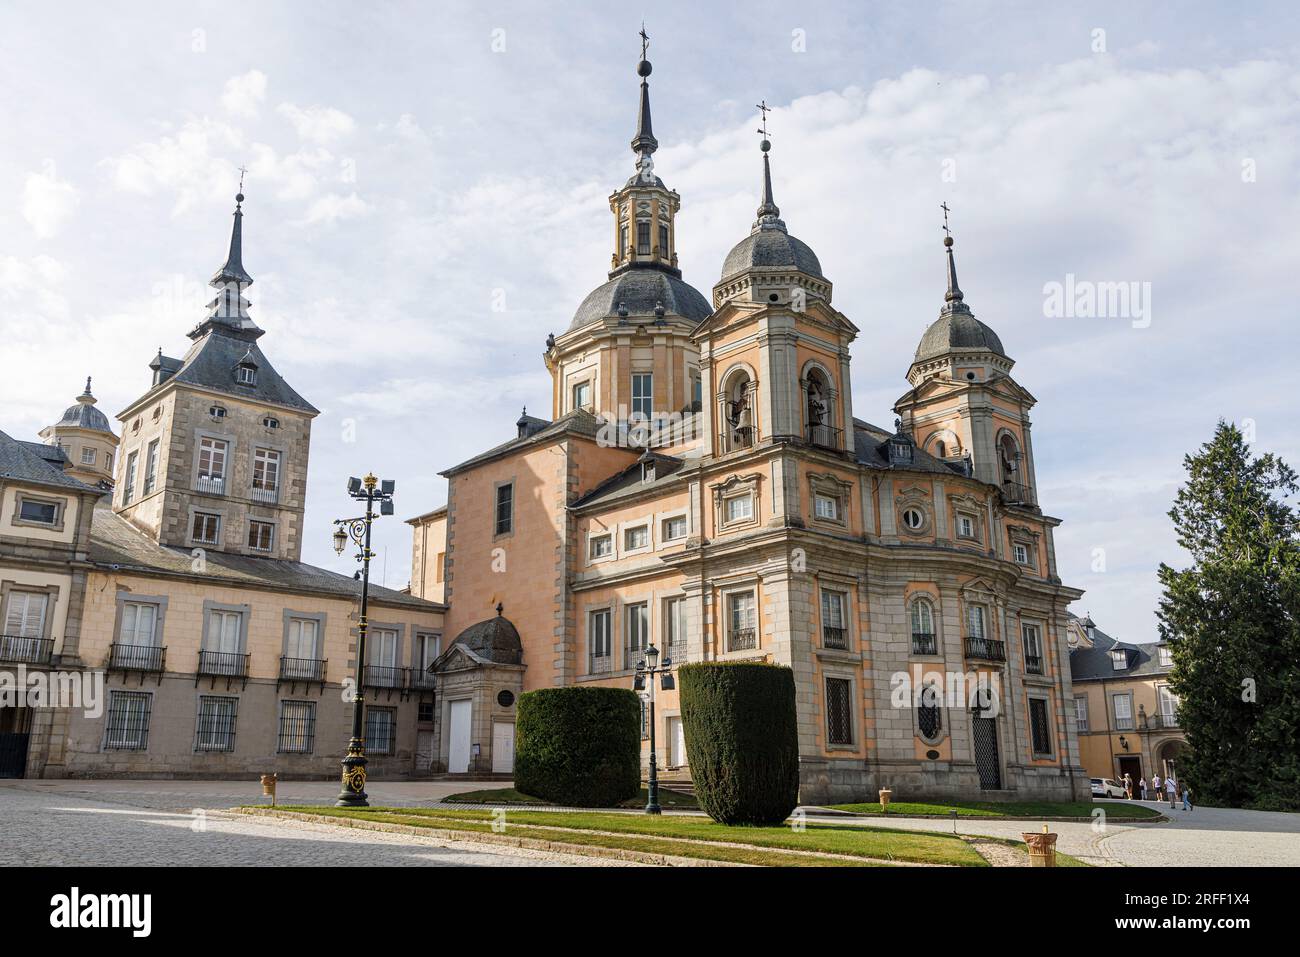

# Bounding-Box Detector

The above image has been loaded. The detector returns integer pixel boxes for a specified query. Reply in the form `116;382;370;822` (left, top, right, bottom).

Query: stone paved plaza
2;781;1296;866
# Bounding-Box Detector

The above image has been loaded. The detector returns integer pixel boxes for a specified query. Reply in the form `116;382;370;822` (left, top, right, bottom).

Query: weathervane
639;23;649;60
756;99;771;141
237;164;248;204
941;201;952;240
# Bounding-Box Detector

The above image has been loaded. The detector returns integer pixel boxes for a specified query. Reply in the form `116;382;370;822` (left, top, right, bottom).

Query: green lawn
824;799;1163;820
442;786;699;809
273;805;988;866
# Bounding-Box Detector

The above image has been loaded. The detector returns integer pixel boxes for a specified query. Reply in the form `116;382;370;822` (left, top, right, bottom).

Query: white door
668;716;686;767
448;699;472;773
491;721;515;773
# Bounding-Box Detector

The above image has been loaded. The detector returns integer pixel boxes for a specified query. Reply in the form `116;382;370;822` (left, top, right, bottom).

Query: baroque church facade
409;49;1089;803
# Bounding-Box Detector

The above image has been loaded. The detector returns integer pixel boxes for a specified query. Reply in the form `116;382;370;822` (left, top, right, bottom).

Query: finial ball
235;193;245;203
943;236;953;247
637;59;652;77
760;139;771;153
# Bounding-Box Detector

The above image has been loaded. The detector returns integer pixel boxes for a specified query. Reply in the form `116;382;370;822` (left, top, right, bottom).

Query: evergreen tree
1157;422;1300;810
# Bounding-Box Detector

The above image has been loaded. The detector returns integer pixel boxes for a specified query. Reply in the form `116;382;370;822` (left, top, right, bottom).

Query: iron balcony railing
912;632;938;656
250;484;279;504
589;654;612;675
822;626;847;650
667;642;687;664
194;474;226;496
363;665;408;690
197;649;250;678
1144;712;1181;730
807;423;842;449
109;642;166;672
409;668;437;691
964;636;1007;662
1025;654;1044;674
279;656;327;682
720;426;754;451
728;627;757;651
1000;481;1036;507
0;635;54;665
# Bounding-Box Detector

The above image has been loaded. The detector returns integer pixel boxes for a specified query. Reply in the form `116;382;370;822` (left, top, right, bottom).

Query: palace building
1;194;443;780
408;48;1089;803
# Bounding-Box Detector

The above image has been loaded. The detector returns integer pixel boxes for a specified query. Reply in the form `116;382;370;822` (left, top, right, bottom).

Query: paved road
804;799;1300;867
0;781;634;867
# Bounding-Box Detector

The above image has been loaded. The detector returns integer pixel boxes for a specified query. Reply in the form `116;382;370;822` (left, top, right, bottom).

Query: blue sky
2;1;1297;642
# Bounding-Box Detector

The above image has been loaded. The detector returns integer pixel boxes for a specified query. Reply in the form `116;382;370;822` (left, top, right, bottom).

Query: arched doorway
1154;738;1187;780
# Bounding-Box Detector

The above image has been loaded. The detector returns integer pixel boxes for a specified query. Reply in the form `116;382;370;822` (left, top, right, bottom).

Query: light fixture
633;672;646;692
347;476;362;494
644;644;660;668
1119;735;1129;752
332;527;347;555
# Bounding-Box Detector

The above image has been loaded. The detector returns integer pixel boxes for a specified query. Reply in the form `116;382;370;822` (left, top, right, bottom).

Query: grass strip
825;800;1162;820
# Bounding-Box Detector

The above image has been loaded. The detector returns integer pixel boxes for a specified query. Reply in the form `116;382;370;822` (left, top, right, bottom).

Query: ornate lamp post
633;644;675;815
332;472;395;808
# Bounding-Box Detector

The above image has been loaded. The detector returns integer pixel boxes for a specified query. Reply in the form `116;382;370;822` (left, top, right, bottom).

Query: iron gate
0;733;30;778
972;716;1001;790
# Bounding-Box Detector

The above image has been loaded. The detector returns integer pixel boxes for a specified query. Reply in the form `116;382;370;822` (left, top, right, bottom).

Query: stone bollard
260;773;278;807
878;788;892;813
1022;824;1058;867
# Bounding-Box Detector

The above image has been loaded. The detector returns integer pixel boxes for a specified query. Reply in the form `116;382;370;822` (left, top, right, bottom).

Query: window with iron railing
825;677;853;746
727;592;757;651
365;708;396;755
911;598;937;655
1022;623;1044;674
104;691;152;751
820;589;848;649
277;700;316;754
588;609;611;673
1029;698;1053;755
195;695;238;751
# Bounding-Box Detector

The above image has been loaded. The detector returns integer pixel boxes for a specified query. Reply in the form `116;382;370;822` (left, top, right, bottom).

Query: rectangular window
1022;623;1043;674
1013;543;1031;565
1112;693;1134;730
1110;649;1127;670
724;494;753;524
814;494;839;521
623;525;649;550
143;439;160;494
253;448;280;491
727;591;757;651
1029;698;1053;755
658;223;669;254
661;515;687;541
1158;685;1180;724
589;533;612;559
198;437;228;479
195;696;238;752
1074;695;1090;733
123;450;138;504
631;373;653;420
191;511;221;545
365;707;396;755
589;608;611;671
664;597;686;653
967;604;986;639
247;520;274;552
285;617;319;662
416;632;442;672
625;602;649;665
958;515;975;538
4;590;49;638
825;677;853;746
81;447;97;465
636;220;650;254
120;601;158;647
277;700;316;754
495;483;513;536
434;552;445;583
572;380;592;410
206;609;243;660
1158;646;1173;667
17;498;59;525
619;225;628;259
104;691;152;750
821;590;848;649
371;628;398;668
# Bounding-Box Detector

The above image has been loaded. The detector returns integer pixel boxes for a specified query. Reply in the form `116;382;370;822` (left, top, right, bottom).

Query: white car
1090;777;1127;798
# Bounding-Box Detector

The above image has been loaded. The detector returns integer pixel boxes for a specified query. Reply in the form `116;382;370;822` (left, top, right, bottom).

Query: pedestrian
1182;784;1193;811
1139;777;1148;801
1123;773;1133;799
1166;775;1177;808
1152;772;1161;799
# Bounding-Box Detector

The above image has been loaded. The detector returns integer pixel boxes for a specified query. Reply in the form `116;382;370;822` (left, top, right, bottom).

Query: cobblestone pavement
803;800;1300;867
0;781;638;866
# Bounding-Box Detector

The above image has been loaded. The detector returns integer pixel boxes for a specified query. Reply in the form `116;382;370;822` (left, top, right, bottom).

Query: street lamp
332;472;395;808
633;643;675;815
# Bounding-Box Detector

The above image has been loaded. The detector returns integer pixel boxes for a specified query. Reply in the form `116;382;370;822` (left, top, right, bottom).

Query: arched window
805;368;834;446
998;433;1020;487
918;683;943;740
723;370;754;450
910;598;936;655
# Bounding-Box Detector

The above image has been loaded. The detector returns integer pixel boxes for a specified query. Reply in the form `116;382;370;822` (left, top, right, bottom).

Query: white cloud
298;191;371;225
221;70;267;117
21;160;79;238
103;117;244;215
277;103;356;144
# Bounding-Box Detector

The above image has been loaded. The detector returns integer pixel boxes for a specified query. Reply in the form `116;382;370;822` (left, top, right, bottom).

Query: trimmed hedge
513;686;641;807
678;662;800;825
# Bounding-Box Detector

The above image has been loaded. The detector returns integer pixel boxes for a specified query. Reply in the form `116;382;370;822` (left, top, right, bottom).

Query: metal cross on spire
941;201;952;239
639;23;649;60
756;99;772;141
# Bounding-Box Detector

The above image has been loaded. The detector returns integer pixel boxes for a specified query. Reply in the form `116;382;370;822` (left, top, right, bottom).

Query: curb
809;809;1170;824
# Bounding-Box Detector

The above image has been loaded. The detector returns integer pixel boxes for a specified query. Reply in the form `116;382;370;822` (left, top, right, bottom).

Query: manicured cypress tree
678;661;800;824
513;686;641;807
1157;421;1300;811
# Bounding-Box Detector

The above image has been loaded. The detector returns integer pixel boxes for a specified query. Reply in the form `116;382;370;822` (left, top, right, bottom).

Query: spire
630;26;658;171
211;185;254;288
940;202;971;316
195;176;263;340
753;100;785;230
82;376;93;398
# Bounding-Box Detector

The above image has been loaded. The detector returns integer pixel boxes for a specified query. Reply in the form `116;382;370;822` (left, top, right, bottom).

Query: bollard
878;788;892;813
260;773;278;807
1022;823;1058;867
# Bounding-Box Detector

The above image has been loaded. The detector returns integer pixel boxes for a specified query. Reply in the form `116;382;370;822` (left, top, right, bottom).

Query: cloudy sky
2;1;1296;643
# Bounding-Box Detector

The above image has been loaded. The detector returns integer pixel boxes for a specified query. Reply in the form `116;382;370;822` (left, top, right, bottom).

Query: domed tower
544;31;712;433
39;377;119;487
895;211;1039;505
698;109;855;457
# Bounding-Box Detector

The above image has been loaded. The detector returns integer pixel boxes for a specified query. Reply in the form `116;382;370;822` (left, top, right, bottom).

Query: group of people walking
1123;771;1192;810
